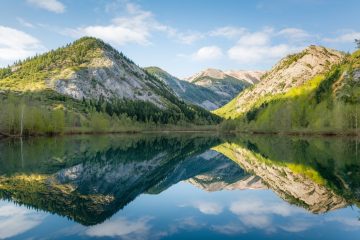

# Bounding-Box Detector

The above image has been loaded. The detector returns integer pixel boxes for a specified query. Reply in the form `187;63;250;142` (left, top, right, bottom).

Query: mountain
0;134;222;225
215;46;345;118
188;171;265;192
215;46;359;134
0;134;255;225
213;135;360;213
214;142;347;213
145;66;229;110
0;37;220;136
224;70;263;84
146;149;250;194
184;68;263;107
185;68;263;85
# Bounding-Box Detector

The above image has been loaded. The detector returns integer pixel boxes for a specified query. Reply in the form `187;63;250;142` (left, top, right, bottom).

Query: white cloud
85;217;152;239
192;201;223;215
67;3;202;46
67;3;154;46
227;30;302;64
209;26;246;38
192;46;223;61
277;28;310;41
17;17;35;28
0;25;44;63
237;32;270;46
27;0;65;13
176;32;204;44
324;31;360;43
0;204;45;239
228;43;296;64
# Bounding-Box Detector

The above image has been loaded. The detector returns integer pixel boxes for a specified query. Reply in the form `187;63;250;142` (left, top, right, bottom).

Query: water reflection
215;135;360;213
0;133;359;239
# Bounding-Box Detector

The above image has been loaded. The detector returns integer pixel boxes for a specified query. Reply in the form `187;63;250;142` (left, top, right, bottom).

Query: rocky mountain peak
185;68;226;82
215;45;345;117
224;70;265;84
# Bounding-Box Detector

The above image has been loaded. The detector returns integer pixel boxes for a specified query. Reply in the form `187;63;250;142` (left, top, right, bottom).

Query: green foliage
0;134;222;225
314;67;341;103
0;94;66;135
0;89;220;136
89;112;109;132
219;119;237;132
280;50;307;69
0;67;11;79
218;50;360;134
219;135;360;205
0;37;221;131
0;37;134;91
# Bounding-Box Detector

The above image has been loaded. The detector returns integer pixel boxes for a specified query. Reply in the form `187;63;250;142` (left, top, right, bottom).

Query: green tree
356;39;360;49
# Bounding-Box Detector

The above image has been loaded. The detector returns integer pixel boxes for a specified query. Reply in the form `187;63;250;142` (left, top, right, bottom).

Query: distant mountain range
185;68;263;85
146;67;263;110
184;68;263;109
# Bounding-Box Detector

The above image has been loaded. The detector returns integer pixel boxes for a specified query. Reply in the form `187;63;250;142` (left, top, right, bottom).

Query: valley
0;38;359;137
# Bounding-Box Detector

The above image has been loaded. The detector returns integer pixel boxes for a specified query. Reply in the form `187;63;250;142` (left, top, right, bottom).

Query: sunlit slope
215;48;360;133
214;46;344;118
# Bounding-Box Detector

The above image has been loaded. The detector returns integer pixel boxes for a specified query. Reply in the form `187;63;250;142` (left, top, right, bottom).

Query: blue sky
0;0;359;78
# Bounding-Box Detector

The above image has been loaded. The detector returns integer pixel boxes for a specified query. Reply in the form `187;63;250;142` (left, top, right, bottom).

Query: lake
0;133;359;240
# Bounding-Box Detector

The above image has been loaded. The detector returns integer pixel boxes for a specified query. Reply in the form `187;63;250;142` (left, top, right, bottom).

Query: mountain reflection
0;134;359;226
215;135;360;213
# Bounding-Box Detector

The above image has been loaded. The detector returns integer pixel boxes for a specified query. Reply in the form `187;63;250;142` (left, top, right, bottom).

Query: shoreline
232;130;360;137
1;128;359;139
0;128;220;139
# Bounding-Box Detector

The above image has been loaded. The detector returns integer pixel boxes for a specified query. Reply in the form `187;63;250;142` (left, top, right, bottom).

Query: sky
0;0;359;78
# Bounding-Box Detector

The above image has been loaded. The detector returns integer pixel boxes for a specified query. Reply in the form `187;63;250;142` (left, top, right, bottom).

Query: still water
0;133;359;239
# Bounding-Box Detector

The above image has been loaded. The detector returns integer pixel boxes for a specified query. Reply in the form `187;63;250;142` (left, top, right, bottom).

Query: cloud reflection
228;198;306;233
0;204;45;239
180;201;223;215
85;217;152;240
193;201;223;215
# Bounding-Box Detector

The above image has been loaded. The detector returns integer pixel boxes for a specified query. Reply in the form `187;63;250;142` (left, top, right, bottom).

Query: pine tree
356;39;360;49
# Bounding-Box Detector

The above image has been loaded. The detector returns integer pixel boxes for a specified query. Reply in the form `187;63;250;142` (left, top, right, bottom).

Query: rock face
185;68;263;85
184;68;263;109
0;37;222;124
215;46;345;117
53;50;165;107
224;70;263;84
50;39;176;108
188;175;265;192
1;37;207;113
214;143;348;213
146;67;231;110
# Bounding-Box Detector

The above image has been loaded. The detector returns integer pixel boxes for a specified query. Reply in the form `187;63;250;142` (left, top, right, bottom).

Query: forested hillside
218;49;360;134
0;37;221;136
